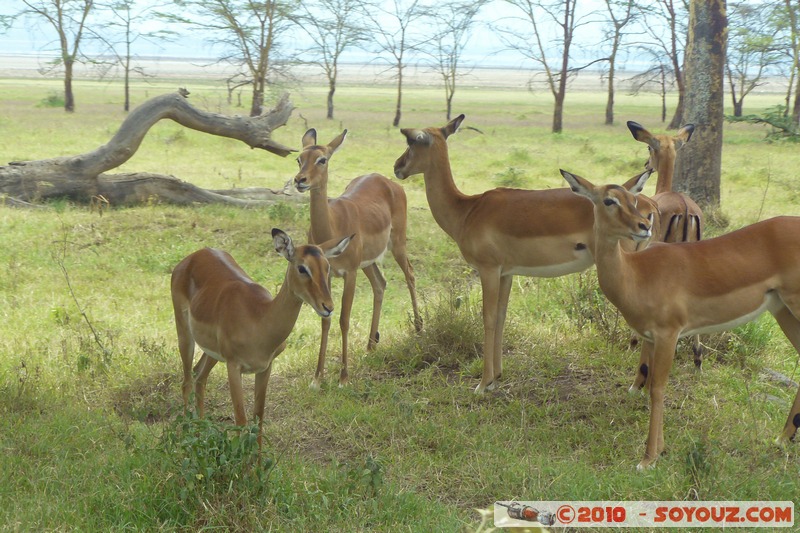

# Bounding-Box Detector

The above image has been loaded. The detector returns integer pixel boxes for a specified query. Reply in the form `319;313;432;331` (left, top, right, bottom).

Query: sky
0;0;622;71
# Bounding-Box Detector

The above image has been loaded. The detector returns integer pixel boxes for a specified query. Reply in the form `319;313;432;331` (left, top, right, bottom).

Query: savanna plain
1;73;799;531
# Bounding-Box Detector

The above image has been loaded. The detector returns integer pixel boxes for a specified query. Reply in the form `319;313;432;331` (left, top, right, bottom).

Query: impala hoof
309;379;321;390
474;381;494;394
628;384;643;395
636;460;656;472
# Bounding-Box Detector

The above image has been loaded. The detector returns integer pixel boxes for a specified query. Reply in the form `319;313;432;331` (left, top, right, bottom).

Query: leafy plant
493;166;528;188
158;410;273;502
726;105;800;142
37;92;65;108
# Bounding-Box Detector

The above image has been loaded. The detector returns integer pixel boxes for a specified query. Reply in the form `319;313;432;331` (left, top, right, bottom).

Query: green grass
1;77;799;531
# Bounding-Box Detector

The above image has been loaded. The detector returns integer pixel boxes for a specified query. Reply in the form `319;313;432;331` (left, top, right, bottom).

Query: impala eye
603;198;617;207
317;157;327;165
298;265;310;276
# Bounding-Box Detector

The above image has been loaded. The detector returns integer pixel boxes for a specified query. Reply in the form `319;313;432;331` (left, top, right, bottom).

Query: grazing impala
393;114;652;393
627;120;704;377
561;168;800;470
171;229;351;442
295;129;422;388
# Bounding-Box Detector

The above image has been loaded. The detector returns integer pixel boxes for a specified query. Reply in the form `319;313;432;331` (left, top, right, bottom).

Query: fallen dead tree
0;89;303;207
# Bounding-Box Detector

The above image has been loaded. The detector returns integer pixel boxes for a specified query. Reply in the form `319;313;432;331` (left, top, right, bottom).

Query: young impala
295;129;422;388
561;168;800;470
393;114;654;393
171;229;351;442
627;120;704;379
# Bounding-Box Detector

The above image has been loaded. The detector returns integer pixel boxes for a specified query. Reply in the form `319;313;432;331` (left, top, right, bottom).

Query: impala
295;128;422;388
393;114;653;393
561;168;800;470
627;121;702;244
627;120;704;377
171;229;351;442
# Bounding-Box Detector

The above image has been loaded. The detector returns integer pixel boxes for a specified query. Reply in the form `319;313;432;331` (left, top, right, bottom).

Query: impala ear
560;169;596;200
443;114;465;138
622;169;653;194
328;129;347;155
675;124;695;146
402;128;432;146
301;129;317;148
627;120;658;149
322;234;354;258
272;228;295;261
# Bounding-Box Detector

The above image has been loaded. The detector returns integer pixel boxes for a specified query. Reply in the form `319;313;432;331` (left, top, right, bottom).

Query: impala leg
390;241;422;332
476;268;501;393
638;335;677;471
770;305;800;444
175;310;196;409
630;339;654;393
363;263;386;350
312;316;332;389
193;353;217;418
338;271;358;386
691;334;703;370
493;274;513;384
226;360;247;426
253;356;276;450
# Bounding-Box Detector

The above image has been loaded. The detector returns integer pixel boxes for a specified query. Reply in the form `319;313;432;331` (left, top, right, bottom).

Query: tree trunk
446;92;453;121
605;58;616;125
553;91;565;133
327;81;335;120
393;64;403;127
668;80;685;129
0;89;300;207
64;59;75;113
793;75;800;123
673;0;727;207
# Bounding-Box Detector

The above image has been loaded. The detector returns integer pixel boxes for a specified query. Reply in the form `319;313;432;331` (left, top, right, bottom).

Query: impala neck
592;230;634;309
655;156;674;194
268;273;306;338
422;146;471;240
308;179;336;242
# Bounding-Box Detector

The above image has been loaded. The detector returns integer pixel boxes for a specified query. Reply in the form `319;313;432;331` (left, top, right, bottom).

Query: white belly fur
681;291;783;338
503;253;593;278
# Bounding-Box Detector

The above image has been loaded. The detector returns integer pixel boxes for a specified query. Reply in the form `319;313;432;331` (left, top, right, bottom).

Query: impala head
626;121;695;172
272;228;352;318
394;114;465;179
561;169;654;244
294;128;347;193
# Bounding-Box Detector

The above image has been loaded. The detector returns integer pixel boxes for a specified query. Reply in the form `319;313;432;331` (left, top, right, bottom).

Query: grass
1;75;799;530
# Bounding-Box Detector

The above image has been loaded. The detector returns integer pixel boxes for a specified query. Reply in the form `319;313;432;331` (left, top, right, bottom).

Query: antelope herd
172;114;800;469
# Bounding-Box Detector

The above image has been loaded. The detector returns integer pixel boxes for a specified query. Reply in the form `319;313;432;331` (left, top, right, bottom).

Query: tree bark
393;63;403;127
673;0;727;207
0;89;300;207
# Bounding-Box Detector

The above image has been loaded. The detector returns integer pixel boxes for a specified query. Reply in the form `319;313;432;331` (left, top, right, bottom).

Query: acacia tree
600;0;636;126
674;0;727;207
294;0;367;120
162;0;295;117
628;61;674;123
500;0;586;133
95;0;175;112
636;0;689;129
13;0;95;112
726;0;781;116
424;1;484;121
363;0;429;127
781;0;800;121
